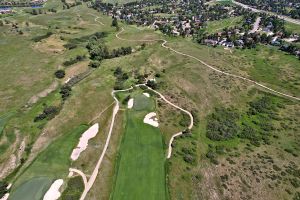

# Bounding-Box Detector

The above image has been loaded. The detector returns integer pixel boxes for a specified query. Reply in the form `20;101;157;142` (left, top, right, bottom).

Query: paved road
232;0;300;25
250;17;261;33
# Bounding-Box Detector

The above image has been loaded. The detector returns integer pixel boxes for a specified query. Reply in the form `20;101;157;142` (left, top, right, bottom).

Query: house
204;39;218;46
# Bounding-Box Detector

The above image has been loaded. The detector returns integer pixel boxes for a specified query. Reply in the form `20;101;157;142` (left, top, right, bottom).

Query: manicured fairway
112;95;167;200
9;177;52;200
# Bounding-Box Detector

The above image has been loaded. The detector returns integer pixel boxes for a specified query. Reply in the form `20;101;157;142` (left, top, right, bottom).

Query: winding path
69;168;88;187
144;85;193;158
116;27;300;101
88;13;104;25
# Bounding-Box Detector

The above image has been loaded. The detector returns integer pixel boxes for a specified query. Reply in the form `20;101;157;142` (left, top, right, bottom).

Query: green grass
206;16;243;34
0;112;15;136
133;94;152;111
12;124;88;189
9;177;52;200
112;93;167;200
61;176;84;200
285;21;300;34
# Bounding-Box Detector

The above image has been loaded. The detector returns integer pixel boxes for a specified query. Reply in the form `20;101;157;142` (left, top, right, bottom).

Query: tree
54;70;65;79
111;17;118;28
195;28;207;44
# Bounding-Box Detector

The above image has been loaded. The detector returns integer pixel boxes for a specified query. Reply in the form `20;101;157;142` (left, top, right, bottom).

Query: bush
54;70;65;79
63;43;77;50
0;181;8;198
32;32;52;42
34;106;60;122
293;192;300;200
206;107;240;141
63;55;86;66
60;85;72;100
89;61;101;68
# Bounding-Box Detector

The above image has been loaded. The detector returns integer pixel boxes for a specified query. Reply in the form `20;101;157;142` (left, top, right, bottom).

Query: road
232;0;300;25
250;17;261;33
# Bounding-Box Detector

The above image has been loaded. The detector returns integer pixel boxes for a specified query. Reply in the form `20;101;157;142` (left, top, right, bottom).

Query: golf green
9;177;52;200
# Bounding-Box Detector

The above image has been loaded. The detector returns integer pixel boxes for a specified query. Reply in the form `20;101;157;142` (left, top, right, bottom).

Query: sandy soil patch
43;179;63;200
34;35;66;54
127;98;134;109
0;193;9;200
143;93;150;97
71;123;99;161
143;112;159;127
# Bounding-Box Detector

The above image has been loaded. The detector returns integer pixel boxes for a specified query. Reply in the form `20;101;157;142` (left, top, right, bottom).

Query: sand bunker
143;112;159;127
0;193;9;200
68;171;74;178
128;98;134;109
143;93;150;97
43;179;63;200
71;123;99;161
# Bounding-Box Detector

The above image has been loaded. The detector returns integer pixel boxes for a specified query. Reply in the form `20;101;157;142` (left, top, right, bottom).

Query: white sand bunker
0;193;9;200
71;123;99;161
43;179;63;200
128;98;134;109
143;112;159;127
143;93;150;97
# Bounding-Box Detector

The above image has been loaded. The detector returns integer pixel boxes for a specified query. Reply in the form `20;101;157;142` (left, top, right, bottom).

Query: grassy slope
285;21;300;34
112;93;166;200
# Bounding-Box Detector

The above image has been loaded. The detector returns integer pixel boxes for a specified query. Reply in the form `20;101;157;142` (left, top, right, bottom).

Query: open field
206;16;243;33
111;92;167;200
285;21;300;34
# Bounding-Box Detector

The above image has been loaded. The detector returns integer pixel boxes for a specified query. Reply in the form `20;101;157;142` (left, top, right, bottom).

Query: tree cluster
63;55;86;66
34;106;60;122
113;66;129;90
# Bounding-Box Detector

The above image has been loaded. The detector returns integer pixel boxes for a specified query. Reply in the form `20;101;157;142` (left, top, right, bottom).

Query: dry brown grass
33;34;66;54
62;61;90;83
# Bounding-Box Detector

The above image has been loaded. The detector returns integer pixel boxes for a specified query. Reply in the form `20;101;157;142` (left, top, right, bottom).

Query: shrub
0;181;8;198
54;70;65;79
89;61;101;68
206;107;240;141
60;85;72;100
34;106;60;122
